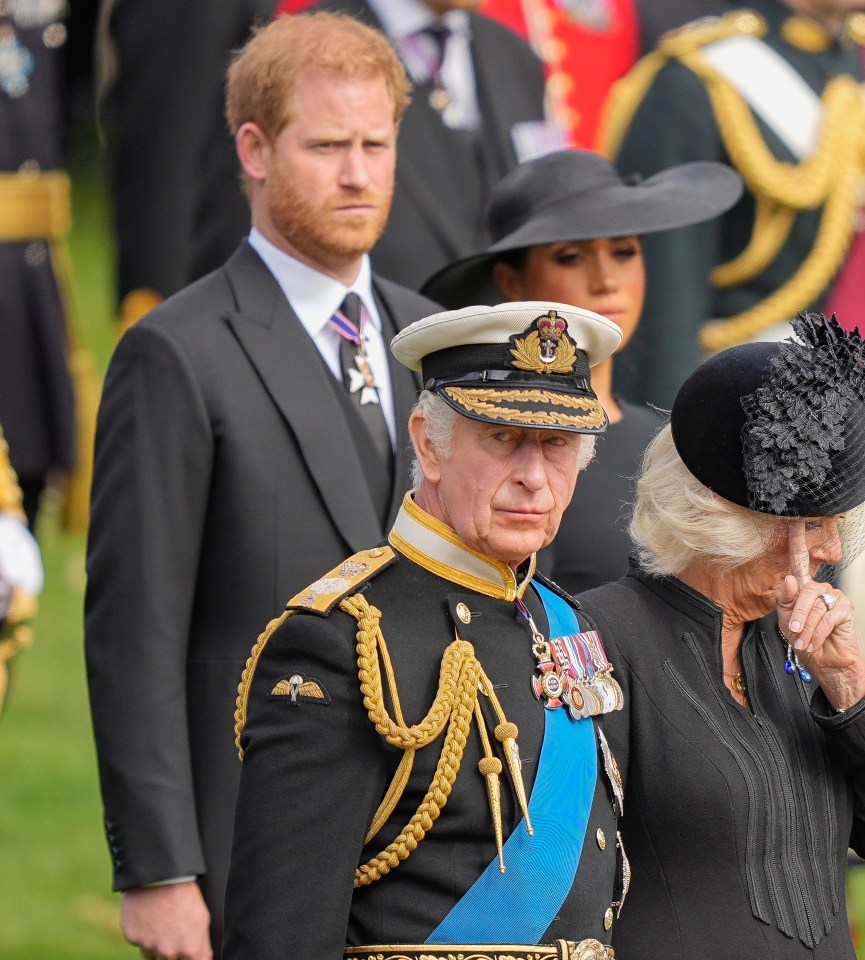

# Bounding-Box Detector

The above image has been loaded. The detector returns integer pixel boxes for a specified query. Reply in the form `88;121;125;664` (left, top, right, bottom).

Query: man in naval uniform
224;301;629;960
600;0;865;410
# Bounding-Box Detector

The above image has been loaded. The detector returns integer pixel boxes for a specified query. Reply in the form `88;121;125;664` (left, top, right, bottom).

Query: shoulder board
285;546;395;616
533;572;582;612
659;9;766;57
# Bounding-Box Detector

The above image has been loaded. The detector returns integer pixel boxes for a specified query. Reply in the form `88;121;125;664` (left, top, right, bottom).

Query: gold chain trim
444;388;606;429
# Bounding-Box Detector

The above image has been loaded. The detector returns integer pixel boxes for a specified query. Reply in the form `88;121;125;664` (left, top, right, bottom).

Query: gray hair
630;425;781;576
410;390;597;491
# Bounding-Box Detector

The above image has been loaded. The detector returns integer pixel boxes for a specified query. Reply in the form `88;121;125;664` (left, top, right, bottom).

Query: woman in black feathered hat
577;313;865;959
422;149;742;592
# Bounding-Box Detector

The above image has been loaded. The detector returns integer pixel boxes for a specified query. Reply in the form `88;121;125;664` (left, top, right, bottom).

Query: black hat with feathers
671;313;865;516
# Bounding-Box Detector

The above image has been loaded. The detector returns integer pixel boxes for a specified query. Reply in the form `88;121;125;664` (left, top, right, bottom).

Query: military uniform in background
0;0;75;527
0;425;41;711
601;0;865;409
97;0;277;322
225;495;628;960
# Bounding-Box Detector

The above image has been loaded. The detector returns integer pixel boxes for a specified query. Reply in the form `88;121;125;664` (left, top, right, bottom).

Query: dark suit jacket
84;240;436;952
310;0;548;290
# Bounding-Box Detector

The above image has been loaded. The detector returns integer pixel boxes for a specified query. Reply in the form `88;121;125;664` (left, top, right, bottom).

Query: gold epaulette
233;546;395;758
599;10;766;158
285;546;395;614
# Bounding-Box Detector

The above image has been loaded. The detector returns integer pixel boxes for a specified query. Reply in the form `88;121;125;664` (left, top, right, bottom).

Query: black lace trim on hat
741;313;865;514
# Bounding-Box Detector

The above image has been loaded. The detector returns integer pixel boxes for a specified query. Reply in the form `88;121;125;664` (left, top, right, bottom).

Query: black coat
580;565;865;959
224;544;623;959
84;241;434;951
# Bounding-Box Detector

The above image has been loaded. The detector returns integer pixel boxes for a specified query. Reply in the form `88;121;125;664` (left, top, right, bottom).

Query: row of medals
530;625;623;719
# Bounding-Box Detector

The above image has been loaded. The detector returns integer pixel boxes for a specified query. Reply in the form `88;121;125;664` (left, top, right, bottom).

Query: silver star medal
347;355;380;405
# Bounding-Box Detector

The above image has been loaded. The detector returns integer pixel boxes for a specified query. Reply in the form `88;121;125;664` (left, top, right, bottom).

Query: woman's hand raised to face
775;519;865;711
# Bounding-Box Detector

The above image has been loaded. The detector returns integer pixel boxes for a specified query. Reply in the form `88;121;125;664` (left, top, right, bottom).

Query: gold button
604;907;614;930
455;602;471;624
368;547;384;558
596;828;606;850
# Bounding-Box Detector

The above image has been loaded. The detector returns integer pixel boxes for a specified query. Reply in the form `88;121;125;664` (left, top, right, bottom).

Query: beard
265;161;393;267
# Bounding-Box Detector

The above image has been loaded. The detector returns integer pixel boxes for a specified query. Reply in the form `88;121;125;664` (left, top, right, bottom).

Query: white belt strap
700;35;821;160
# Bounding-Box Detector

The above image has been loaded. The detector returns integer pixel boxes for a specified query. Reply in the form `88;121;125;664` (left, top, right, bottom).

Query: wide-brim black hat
671;314;865;517
391;301;622;434
422;149;743;309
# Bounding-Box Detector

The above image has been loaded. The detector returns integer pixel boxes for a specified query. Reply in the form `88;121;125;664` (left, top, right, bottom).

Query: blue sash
426;582;597;944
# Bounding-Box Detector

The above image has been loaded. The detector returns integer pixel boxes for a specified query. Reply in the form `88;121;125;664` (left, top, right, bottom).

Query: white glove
0;514;43;595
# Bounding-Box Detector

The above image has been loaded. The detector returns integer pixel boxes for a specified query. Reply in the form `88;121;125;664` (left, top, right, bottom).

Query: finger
787;579;832;642
788;519;811;587
791;590;835;650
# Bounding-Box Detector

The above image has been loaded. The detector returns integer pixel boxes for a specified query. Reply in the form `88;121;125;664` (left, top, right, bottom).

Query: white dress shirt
248;228;396;445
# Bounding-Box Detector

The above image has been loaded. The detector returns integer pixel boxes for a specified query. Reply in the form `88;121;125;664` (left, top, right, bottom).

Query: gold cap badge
509;311;578;375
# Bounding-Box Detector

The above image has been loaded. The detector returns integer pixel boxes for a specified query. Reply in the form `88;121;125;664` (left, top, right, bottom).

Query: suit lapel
222;243;383;551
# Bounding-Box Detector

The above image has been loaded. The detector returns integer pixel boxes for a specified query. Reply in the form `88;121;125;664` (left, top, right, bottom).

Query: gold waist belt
345;940;614;960
0;171;71;241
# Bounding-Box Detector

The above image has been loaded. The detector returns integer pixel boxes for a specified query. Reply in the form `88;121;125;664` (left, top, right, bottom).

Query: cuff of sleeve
811;688;865;727
144;876;198;887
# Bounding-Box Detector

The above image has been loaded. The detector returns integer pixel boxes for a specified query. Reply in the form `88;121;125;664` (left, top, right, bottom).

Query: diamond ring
822;592;837;611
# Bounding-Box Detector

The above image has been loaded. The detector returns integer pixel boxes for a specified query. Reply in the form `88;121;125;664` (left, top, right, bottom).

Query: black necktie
337;293;392;468
422;22;451;114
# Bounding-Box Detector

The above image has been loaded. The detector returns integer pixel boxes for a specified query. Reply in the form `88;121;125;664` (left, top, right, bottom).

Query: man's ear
235;122;270;182
491;260;524;301
408;410;443;484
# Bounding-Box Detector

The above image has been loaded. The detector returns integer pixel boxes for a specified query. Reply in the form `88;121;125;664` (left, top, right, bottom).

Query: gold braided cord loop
700;138;865;351
711;196;796;288
692;65;859;209
341;593;483;888
598;10;766;157
234;609;293;759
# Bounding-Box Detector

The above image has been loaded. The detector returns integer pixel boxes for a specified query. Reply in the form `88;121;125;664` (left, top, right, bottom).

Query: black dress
579;565;865;959
546;400;663;594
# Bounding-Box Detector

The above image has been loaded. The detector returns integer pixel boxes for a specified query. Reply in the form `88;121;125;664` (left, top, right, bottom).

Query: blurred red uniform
479;0;639;147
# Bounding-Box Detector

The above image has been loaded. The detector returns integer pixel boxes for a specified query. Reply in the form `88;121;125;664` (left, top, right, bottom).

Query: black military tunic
224;495;625;960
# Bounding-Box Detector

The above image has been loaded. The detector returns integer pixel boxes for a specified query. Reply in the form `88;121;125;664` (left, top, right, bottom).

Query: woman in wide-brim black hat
577;313;865;958
422;149;742;593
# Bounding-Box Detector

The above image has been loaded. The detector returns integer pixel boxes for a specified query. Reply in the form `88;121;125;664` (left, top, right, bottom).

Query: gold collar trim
388;494;535;601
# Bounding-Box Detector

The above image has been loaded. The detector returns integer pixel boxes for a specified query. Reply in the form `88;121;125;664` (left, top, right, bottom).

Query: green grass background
4;125;865;959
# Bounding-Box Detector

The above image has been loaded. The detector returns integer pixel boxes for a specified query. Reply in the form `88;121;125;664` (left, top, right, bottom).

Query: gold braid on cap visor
443;386;606;429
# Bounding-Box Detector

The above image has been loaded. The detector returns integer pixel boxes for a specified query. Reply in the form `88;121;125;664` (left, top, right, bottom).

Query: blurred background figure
96;0;278;325
423;149;741;593
0;426;43;714
1;0;81;533
478;0;640;148
600;0;865;411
